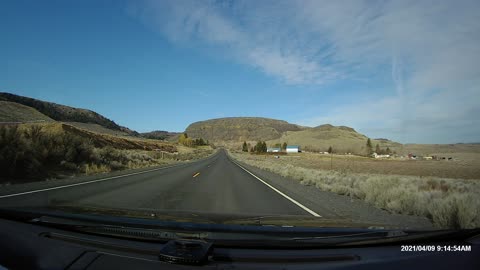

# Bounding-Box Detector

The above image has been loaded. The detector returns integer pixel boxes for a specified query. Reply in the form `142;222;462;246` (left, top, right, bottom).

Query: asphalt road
0;150;318;217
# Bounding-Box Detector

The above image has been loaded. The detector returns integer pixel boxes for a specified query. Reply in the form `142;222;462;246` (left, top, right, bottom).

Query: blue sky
1;0;479;143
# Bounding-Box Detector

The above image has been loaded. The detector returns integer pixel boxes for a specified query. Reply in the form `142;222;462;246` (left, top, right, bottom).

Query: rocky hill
267;124;401;154
185;117;305;142
140;130;181;141
0;92;137;135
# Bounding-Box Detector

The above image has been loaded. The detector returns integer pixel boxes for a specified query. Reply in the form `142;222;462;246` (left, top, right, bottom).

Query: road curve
0;150;315;216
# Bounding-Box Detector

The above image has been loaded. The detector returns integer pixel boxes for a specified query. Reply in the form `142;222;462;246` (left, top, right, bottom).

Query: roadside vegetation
0;125;213;184
230;151;480;229
178;133;209;147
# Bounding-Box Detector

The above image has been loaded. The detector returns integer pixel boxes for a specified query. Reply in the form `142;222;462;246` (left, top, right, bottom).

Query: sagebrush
0;125;176;182
230;152;480;229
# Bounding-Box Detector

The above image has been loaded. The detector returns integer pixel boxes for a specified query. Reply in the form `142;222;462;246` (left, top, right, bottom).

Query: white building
286;145;300;153
267;147;281;153
372;152;390;159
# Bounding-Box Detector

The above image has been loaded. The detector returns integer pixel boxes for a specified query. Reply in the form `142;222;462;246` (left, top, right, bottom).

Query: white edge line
0;149;221;199
0;163;186;199
230;159;322;217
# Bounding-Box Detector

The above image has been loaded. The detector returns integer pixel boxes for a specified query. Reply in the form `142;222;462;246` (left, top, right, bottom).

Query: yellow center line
193;172;200;178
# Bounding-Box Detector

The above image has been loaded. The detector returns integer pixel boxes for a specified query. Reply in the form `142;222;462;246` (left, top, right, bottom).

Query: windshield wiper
27;215;480;248
30;215;194;241
27;215;406;246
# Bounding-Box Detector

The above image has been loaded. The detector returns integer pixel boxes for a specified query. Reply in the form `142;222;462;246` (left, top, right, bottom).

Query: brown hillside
185;117;305;142
0;101;53;122
0;92;137;135
267;124;401;154
17;122;177;152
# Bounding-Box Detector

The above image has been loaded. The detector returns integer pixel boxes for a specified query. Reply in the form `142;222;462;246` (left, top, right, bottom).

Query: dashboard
0;218;478;270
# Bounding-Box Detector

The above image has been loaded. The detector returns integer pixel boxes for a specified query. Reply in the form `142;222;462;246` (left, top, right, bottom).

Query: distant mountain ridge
140;130;181;141
2;92;405;155
185;117;305;142
184;117;403;154
0;92;137;135
268;124;401;154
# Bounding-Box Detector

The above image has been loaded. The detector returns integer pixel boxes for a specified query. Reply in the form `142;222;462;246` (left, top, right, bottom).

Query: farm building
372;153;390;159
267;147;281;153
286;145;301;153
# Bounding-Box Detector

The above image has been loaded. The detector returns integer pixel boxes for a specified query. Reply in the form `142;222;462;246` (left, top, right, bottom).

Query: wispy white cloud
127;0;341;84
128;0;480;143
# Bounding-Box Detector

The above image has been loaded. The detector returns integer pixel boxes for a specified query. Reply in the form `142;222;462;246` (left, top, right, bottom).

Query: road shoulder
229;155;434;229
0;151;220;197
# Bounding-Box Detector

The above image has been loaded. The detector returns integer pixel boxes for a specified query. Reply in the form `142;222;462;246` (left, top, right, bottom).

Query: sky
1;0;479;143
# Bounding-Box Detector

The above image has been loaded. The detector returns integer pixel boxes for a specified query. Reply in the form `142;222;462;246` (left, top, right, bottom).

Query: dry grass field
230;151;480;229
272;152;480;180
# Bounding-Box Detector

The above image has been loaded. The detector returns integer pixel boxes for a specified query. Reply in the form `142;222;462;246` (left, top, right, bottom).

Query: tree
255;141;262;153
328;146;333;154
179;133;203;147
375;144;381;154
178;133;187;145
184;137;193;147
242;141;248;152
386;147;391;154
366;138;373;155
255;141;267;153
282;142;287;150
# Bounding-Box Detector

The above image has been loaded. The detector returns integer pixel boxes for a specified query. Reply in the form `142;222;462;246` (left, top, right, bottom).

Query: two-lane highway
0;150;319;217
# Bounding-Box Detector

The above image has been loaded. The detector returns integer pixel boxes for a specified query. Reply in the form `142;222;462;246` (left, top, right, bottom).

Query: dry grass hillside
65;122;133;137
185;117;305;142
35;122;177;152
0;101;54;122
0;92;137;135
267;124;401;154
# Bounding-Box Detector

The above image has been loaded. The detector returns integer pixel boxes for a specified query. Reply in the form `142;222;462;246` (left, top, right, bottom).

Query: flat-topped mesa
185;117;305;142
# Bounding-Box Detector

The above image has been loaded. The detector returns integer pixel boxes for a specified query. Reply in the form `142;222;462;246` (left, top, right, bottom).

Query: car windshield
1;0;479;232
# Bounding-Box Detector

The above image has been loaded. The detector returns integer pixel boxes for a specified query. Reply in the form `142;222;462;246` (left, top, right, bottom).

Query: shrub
0;125;211;183
85;163;111;175
0;125;103;181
